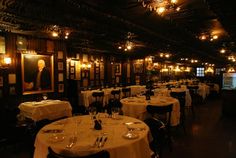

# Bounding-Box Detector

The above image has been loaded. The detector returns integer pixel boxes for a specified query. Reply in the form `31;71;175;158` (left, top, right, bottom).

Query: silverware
100;136;108;147
98;136;104;148
93;137;99;147
66;136;77;149
123;122;142;125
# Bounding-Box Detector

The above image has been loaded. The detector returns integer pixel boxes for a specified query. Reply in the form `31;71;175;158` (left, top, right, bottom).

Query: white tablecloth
34;115;151;158
18;100;72;121
154;87;192;107
121;96;180;126
81;86;146;107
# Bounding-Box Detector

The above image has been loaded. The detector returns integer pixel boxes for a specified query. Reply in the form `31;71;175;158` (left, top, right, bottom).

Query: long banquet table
18;100;72;122
34;115;152;158
121;96;180;126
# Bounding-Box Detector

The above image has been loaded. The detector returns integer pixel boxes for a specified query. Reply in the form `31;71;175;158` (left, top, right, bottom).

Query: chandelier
139;0;181;15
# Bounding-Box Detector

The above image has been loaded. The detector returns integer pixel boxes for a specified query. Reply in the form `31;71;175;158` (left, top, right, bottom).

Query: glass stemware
111;107;120;119
88;106;97;120
42;93;48;100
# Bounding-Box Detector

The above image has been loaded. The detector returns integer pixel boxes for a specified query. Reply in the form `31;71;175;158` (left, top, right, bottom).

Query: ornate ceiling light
139;0;181;16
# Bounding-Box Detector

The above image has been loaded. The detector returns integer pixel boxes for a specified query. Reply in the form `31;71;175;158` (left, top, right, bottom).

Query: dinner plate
48;133;65;143
122;131;139;139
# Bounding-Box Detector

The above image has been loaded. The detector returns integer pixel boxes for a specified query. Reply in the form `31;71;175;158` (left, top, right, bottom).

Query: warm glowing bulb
171;0;178;4
65;36;68;39
200;35;206;40
4;57;11;65
176;7;181;11
52;31;58;37
160;53;164;57
165;54;170;58
118;46;122;49
82;64;86;68
220;49;226;53
18;41;23;45
213;35;218;39
124;48;127;51
127;45;132;50
88;64;91;68
157;7;165;14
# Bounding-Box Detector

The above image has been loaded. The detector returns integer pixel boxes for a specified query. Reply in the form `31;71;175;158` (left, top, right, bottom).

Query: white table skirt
34;115;152;158
154;88;192;107
121;96;180;126
18;100;72;121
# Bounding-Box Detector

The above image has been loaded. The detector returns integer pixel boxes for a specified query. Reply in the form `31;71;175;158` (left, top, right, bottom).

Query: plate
122;131;139;139
48;133;65;143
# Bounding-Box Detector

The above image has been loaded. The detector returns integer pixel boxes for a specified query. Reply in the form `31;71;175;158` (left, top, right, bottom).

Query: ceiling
0;0;235;66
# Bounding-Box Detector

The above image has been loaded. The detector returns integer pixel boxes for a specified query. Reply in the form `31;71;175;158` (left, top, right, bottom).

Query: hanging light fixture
139;0;181;16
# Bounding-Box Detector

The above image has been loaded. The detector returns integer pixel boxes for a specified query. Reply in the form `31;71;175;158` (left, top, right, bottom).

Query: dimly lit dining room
0;0;236;158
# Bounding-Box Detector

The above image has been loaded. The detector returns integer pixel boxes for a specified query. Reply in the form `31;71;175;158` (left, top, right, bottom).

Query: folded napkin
42;124;64;133
127;123;146;131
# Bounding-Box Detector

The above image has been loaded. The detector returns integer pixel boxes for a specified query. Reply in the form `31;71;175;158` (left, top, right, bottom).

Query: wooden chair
107;90;122;115
47;147;110;158
121;87;131;98
110;89;121;100
146;104;173;157
170;91;186;133
90;91;104;113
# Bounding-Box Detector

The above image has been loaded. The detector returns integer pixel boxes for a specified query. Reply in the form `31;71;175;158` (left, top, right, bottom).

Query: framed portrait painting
21;54;54;94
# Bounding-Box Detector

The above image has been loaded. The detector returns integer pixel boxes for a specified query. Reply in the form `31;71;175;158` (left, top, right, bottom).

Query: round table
121;96;180;126
34;115;152;158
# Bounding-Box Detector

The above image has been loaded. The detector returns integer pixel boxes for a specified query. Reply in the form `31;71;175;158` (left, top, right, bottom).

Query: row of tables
18;82;219;158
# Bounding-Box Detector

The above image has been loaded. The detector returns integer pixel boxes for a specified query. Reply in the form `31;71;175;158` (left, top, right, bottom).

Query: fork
66;136;77;149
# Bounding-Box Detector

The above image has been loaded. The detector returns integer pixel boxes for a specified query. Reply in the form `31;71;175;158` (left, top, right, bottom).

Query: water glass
88;106;97;120
111;107;120;119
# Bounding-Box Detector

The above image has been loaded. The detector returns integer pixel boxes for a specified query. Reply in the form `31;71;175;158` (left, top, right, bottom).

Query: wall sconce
81;63;91;70
0;55;11;69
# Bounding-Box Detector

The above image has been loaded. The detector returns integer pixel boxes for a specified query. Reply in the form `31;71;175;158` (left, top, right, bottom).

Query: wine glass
88;106;97;120
111;107;120;119
42;93;48;100
123;124;139;139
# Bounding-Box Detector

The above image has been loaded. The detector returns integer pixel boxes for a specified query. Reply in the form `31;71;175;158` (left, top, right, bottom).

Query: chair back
92;91;104;102
146;104;173;128
91;91;104;113
47;147;110;158
170;91;186;108
121;87;131;98
111;89;121;100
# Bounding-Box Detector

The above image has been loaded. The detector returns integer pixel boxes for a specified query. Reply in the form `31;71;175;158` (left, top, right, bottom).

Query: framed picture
9;86;16;95
0;36;6;54
58;73;64;82
134;62;143;73
8;74;16;84
70;67;75;73
57;51;63;59
58;84;64;93
115;63;121;75
58;62;63;71
0;76;3;87
21;54;54;95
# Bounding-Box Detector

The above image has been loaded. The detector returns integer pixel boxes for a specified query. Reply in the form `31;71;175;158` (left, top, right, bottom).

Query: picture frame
21;53;54;95
58;73;64;82
70;67;75;73
58;62;64;71
115;63;121;75
8;74;16;84
0;35;6;54
0;76;3;87
58;84;64;93
57;51;63;59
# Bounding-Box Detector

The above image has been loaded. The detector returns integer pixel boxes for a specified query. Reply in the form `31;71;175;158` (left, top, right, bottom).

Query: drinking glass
88;106;97;120
42;93;48;100
111;107;120;119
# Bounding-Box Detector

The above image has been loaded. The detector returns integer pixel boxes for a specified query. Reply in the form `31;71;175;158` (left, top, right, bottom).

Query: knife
101;136;108;147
